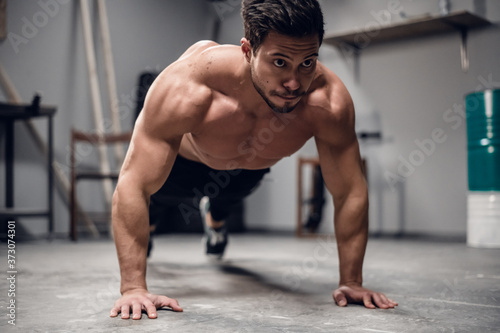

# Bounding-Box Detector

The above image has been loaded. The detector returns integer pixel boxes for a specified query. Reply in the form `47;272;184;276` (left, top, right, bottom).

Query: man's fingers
389;299;399;307
362;293;376;309
110;306;120;317
380;294;398;308
159;297;184;312
111;293;184;320
143;300;158;319
132;302;142;320
332;289;348;307
372;293;389;309
166;298;184;312
374;293;398;308
120;305;130;319
332;285;398;309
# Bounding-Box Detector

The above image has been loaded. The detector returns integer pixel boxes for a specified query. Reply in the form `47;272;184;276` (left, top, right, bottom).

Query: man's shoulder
139;41;242;135
306;62;354;122
148;41;225;106
304;62;356;144
175;40;241;81
178;40;220;61
153;41;240;100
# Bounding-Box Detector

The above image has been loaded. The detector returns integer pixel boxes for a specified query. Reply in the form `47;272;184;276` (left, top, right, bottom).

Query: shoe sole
201;236;224;260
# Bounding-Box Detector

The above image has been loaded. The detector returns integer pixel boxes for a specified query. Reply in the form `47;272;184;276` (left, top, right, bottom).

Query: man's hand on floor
110;289;183;319
333;283;398;309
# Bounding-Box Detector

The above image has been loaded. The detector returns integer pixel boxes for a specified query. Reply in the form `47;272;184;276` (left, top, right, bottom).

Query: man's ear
240;38;252;63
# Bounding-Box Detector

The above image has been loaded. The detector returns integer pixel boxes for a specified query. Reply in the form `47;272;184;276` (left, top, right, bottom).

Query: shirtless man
110;0;398;320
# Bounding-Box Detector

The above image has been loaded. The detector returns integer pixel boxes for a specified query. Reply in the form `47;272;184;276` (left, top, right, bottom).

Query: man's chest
189;99;314;165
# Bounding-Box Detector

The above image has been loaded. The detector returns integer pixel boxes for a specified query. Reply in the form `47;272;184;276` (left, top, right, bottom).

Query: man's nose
283;73;300;92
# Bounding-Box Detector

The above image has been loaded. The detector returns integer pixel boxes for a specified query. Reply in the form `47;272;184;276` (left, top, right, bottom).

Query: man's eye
302;60;314;68
274;59;286;67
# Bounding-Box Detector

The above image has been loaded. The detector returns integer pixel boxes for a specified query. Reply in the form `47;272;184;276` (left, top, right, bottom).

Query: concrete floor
1;233;499;332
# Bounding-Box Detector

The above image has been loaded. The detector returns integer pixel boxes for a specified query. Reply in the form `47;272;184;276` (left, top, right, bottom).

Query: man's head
240;0;324;113
241;0;324;54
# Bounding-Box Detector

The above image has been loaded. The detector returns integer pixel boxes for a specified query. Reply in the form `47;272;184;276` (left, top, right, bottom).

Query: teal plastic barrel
466;89;500;191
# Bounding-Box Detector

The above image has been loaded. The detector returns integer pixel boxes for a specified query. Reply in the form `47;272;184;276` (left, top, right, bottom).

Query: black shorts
150;154;270;223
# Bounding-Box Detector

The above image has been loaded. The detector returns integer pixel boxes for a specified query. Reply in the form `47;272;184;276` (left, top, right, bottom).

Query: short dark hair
241;0;324;53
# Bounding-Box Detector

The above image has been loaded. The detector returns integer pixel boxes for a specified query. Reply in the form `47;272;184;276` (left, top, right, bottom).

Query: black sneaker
199;196;228;259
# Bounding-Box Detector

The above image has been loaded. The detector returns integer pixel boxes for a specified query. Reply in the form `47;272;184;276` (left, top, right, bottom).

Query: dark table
0;102;57;238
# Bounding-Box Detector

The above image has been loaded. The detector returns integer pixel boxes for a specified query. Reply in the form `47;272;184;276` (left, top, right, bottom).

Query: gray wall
216;0;500;236
0;0;215;236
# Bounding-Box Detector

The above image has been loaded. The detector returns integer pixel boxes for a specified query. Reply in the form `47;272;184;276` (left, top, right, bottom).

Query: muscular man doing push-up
110;0;398;320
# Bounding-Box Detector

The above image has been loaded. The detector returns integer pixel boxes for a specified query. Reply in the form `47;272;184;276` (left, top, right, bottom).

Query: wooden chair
70;129;132;241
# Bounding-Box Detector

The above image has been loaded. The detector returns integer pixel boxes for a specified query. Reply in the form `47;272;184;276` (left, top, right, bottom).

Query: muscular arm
316;133;368;287
109;113;184;319
110;42;214;319
313;84;397;309
112;113;181;292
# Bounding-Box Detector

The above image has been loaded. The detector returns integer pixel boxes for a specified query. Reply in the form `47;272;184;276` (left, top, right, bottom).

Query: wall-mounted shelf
324;11;492;72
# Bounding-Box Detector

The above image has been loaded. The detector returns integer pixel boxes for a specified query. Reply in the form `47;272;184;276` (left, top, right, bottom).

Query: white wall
216;0;500;237
0;0;215;237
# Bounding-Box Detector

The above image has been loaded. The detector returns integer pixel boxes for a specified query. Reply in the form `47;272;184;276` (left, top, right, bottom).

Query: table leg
48;115;54;238
5;119;13;208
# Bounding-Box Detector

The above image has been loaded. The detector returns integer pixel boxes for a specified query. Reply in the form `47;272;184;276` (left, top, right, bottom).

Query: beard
250;68;304;114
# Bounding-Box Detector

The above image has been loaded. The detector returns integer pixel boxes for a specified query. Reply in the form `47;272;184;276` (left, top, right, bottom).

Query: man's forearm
333;196;369;286
112;187;151;294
